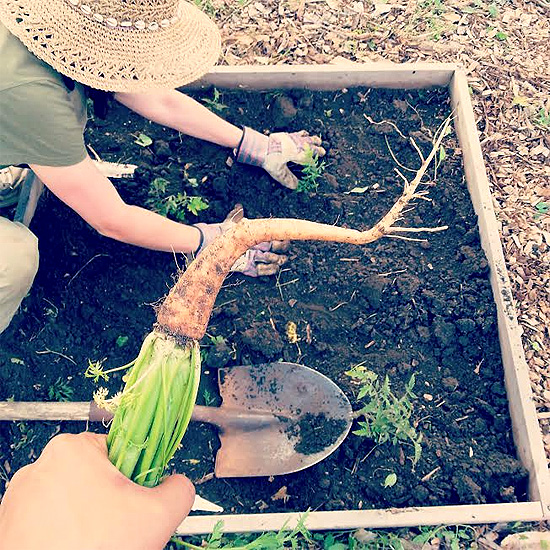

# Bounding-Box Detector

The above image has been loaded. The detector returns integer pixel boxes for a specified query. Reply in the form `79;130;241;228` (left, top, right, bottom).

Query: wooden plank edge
177;502;543;535
186;62;457;90
449;70;550;514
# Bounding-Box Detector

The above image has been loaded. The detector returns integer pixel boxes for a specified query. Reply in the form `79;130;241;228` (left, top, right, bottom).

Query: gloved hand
0;166;29;207
193;205;289;277
235;127;326;189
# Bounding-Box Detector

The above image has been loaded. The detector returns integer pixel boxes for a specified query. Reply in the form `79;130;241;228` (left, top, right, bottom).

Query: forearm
115;90;243;148
102;204;201;253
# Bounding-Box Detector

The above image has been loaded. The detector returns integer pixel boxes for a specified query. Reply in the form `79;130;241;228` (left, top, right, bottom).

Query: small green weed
296;148;326;193
407;0;449;40
535;108;550;128
10;422;36;451
345;365;423;465
134;132;153;147
202;88;229;113
171;514;311;550
48;377;74;402
202;388;215;407
413;524;477;550
193;0;217;17
146;177;209;221
116;335;129;347
383;472;398;488
488;2;499;17
535;201;549;219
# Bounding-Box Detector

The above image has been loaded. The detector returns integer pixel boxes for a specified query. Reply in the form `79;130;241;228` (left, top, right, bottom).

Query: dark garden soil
0;86;528;514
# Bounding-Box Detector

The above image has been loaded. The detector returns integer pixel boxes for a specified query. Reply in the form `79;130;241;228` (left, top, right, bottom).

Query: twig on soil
35;348;76;365
378;269;407;277
275;267;292;300
194;472;215;485
364;114;408;140
421;466;441;482
278;278;299;288
212;299;237;314
67;253;109;287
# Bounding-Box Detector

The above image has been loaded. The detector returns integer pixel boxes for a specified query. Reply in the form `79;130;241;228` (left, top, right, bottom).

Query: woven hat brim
0;0;221;92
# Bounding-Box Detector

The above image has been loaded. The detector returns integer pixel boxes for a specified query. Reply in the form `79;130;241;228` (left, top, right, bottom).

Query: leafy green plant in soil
146;177;209;222
168;519;507;550
171;516;311;550
345;365;423;466
47;377;74;402
296;148;326;193
202;87;229;113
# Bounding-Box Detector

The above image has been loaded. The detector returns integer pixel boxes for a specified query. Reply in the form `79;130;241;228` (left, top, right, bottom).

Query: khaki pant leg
0;216;39;333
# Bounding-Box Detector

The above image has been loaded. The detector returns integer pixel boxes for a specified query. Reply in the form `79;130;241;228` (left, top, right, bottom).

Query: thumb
224;203;244;223
268;165;298;189
149;474;195;530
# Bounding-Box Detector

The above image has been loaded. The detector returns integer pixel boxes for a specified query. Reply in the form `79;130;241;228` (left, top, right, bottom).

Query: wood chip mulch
205;0;550;458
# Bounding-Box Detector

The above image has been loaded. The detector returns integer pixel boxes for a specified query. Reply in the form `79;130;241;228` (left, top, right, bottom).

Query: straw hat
0;0;221;92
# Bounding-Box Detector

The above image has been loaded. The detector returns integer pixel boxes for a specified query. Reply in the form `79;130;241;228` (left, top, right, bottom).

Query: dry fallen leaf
271;485;290;502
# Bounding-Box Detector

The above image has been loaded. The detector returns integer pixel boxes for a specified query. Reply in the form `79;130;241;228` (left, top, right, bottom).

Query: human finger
305;134;323;146
268;164;299;189
271;240;290;253
251;241;272;252
308;143;326;157
224;203;244;223
148;474;195;532
256;263;283;276
253;251;288;265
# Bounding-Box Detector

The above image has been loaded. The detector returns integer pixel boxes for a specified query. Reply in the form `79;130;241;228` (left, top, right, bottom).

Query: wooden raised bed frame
1;63;549;533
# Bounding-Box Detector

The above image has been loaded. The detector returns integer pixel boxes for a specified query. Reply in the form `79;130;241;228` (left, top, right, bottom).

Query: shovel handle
0;401;279;431
0;402;107;422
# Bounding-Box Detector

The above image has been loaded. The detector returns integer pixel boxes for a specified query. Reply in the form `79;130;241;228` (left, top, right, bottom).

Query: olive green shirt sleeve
0;79;88;168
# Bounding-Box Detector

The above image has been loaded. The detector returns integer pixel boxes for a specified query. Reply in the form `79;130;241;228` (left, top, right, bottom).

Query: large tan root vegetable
157;117;451;341
106;116;450;487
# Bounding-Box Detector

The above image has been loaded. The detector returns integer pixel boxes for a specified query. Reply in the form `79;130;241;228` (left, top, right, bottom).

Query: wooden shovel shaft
0;401;280;430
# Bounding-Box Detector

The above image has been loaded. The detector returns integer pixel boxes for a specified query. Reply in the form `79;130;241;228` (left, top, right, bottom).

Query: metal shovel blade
209;362;352;478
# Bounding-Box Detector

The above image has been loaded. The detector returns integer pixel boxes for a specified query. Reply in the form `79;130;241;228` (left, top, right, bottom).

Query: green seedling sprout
48;377;74;402
134;132;153;147
296;147;326;193
202;87;228;113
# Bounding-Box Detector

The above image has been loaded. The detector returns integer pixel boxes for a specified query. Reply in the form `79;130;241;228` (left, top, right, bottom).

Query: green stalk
106;331;200;486
106;334;158;465
133;348;193;486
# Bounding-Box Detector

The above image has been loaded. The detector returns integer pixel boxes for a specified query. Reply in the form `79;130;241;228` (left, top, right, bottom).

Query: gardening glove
193;204;289;277
235;127;326;190
0;166;29;208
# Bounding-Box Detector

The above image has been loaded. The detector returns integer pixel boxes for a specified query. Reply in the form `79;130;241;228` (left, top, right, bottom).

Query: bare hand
0;433;194;550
